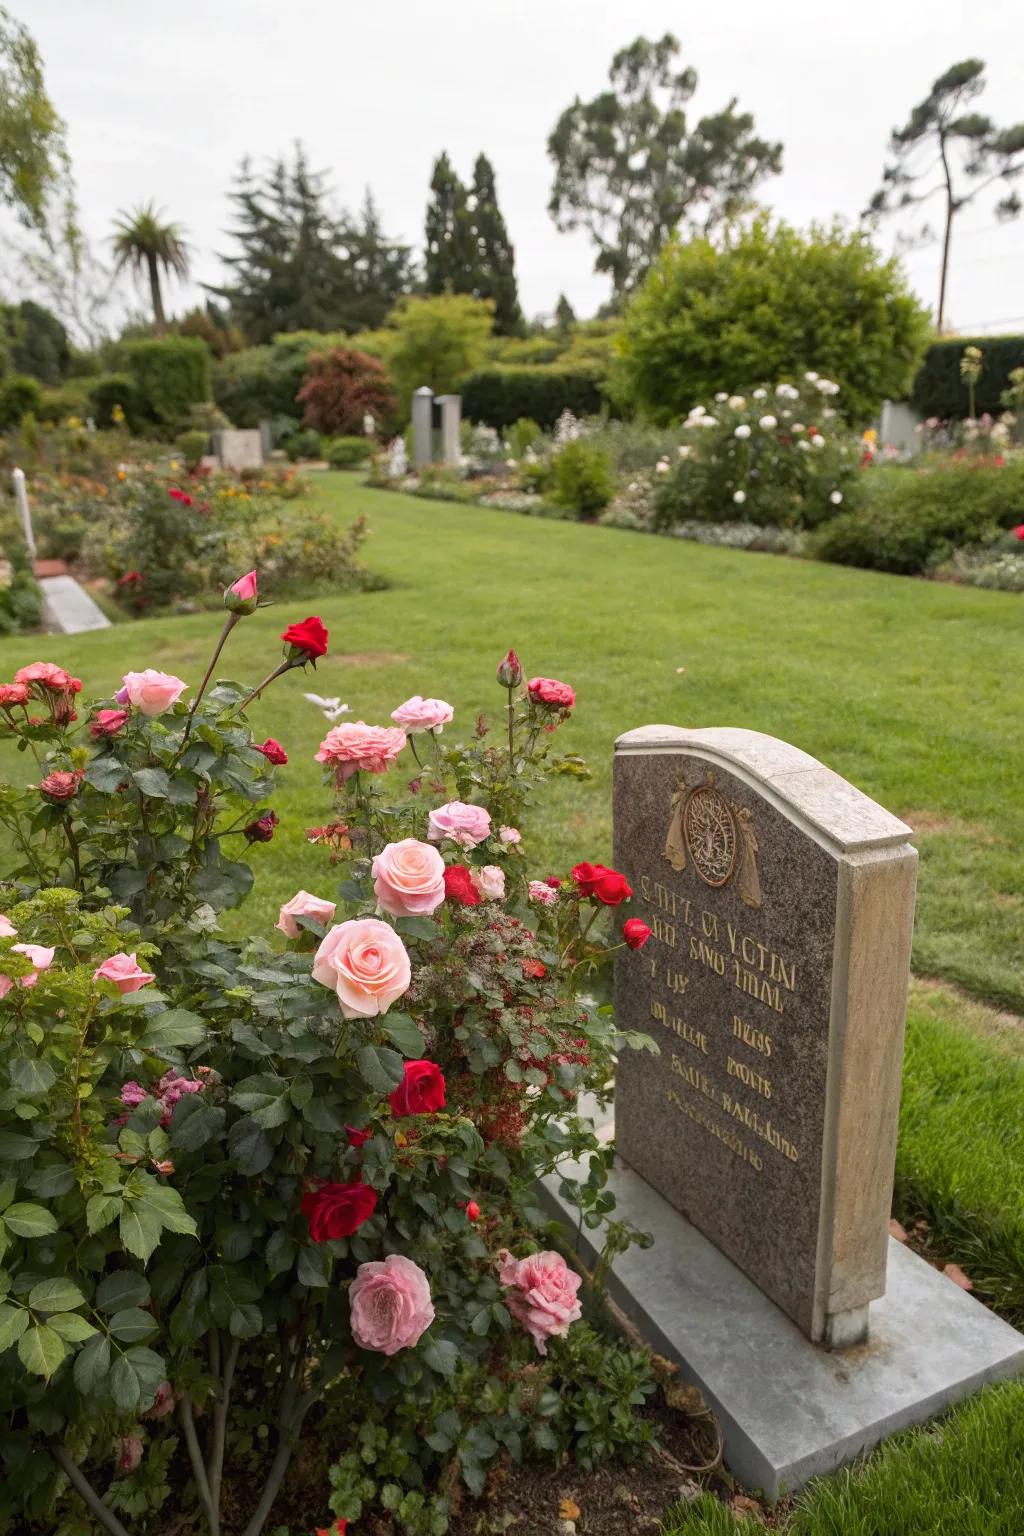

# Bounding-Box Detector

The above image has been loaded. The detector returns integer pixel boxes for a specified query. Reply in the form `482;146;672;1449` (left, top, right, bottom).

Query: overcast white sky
14;0;1024;333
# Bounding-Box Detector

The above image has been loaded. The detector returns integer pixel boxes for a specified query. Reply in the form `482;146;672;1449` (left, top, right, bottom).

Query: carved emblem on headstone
663;771;763;908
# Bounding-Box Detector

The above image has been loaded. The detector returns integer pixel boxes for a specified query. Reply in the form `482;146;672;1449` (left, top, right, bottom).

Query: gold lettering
731;1015;773;1058
639;874;652;902
666;966;689;996
700;910;719;940
690;936;725;976
652;914;676;948
667;1087;764;1171
726;1055;772;1100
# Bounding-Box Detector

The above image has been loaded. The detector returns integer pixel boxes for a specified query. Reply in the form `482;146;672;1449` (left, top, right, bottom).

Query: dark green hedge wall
911;335;1024;420
460;366;607;430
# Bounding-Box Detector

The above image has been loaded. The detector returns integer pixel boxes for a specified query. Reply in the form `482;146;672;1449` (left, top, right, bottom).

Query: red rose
623;918;652;950
522;958;547;980
571;862;633;906
168;487;193;507
90;708;131;738
0;683;30;707
527;676;575;710
300;1180;378;1243
281;616;329;662
465;1200;481;1222
545;876;561;889
244;810;277;843
40;770;80;803
389;1060;446;1117
443;864;480;906
1012;524;1024;541
346;1124;372;1147
256;737;288;765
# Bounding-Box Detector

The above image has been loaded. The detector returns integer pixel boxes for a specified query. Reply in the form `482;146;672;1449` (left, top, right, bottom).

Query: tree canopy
547;33;782;302
424;152;524;335
0;7;71;232
111;202;190;334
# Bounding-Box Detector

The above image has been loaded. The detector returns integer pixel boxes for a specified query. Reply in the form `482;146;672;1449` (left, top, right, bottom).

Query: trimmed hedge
0;373;42;428
117;337;211;426
911;335;1024;420
461;366;607;430
814;460;1024;574
89;372;143;430
213;343;308;426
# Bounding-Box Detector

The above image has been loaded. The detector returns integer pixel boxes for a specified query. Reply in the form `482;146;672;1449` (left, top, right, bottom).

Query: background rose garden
0;587;666;1536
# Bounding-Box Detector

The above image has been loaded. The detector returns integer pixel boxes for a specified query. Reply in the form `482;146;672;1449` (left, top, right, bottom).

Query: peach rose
118;669;188;716
426;801;492;849
315;722;406;781
497;1249;582;1355
312;918;411;1018
93;952;156;993
472;865;506;901
372;839;446;917
390;696;454;734
349;1254;435;1355
276;890;337;938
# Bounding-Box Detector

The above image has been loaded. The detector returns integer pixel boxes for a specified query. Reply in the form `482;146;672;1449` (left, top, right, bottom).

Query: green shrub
618;215;932;425
506;416;542;458
462;365;607;430
118;336;211;427
0;373;42;428
814;460;1024;574
286;427;323;461
551;438;614;516
652;382;862;531
176;428;210;469
0;555;42;635
386;293;494;406
88;371;142;429
911;335;1024;421
325;435;374;469
34;378;94;424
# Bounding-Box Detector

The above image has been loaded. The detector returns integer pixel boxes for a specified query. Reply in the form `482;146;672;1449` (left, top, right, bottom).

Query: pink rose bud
471;865;506;902
498;826;521;845
496;649;523;688
117;1435;144;1474
39;770;80;803
225;569;259;615
390;696;454;734
93;952;156;994
90;708;131;738
10;943;55;989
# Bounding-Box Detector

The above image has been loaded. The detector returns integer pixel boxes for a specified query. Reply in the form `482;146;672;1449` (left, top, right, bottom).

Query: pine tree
424;152;476;294
554;292;576;334
468;154;523;336
337;189;416;332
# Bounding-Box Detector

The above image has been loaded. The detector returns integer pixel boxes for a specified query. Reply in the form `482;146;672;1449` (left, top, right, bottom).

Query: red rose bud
244;810;277;843
443;864;481;906
623;918;653;950
225;569;259;615
281;616;329;663
545;876;562;889
389;1059;447;1117
528;676;576;710
300;1179;377;1242
496;648;523;688
465;1199;481;1222
90;708;131;738
40;770;80;803
571;861;633;906
255;737;288;765
346;1124;372;1147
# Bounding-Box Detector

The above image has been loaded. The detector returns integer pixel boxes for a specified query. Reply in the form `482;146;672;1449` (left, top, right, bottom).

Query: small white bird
303;693;351;723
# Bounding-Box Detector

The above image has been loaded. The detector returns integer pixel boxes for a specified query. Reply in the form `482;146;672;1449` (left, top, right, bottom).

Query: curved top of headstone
615;725;912;856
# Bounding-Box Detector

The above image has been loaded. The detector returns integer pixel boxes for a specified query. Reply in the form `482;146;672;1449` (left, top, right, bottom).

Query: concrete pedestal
541;1147;1024;1499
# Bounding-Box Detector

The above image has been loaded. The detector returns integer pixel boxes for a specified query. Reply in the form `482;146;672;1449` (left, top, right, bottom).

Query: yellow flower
170;459;180;471
862;428;877;444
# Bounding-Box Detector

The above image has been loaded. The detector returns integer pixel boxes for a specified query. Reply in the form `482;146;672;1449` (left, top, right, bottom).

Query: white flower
822;408;836;419
734;424;751;439
304;693;350;723
829;490;843;505
714;391;728;402
753;388;768;400
677;445;692;458
815;379;841;396
733;489;746;504
797;439;811;453
655;458;670;473
528;880;559;906
792;423;805;433
694;415;717;427
776;383;799;400
758;415;778;430
687;405;706;420
804;371;819;383
728;395;746;410
811;434;826;449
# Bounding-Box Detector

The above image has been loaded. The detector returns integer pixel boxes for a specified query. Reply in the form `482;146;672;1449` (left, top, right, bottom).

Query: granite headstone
614;726;918;1346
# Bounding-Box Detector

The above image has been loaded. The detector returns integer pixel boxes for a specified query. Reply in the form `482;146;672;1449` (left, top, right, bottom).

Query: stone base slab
540;1154;1024;1499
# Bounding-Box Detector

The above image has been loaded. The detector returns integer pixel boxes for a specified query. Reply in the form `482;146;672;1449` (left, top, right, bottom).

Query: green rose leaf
138;1009;207;1049
421;1337;458;1377
18;1323;67;1378
132;767;171;799
96;1270;150;1312
48;1312;99;1343
73;1333;111;1394
86;1194;122;1235
84;756;128;794
10;1058;56;1096
4;1202;59;1238
108;1307;158;1344
356;1044;405;1093
109;1352;142;1413
119;1203;164;1263
227;1115;273;1176
0;1303;29;1352
381;1014;426;1058
28;1277;86;1313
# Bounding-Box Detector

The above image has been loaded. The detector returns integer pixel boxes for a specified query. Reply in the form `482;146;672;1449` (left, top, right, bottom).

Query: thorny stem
62;812;82;887
178;613;239;753
48;1443;131;1536
506;683;516;769
561;903;601;966
234;659;294;716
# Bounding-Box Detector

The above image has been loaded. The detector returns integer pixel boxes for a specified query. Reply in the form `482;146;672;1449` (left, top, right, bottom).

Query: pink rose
315;722;406;781
349;1253;435;1355
372;839;446;917
0;915;16;938
499;826;521;846
426;801;492;849
472;865;506;902
120;1081;150;1108
312;918;411;1019
119;669;188;716
528;880;559;906
497;1249;582;1355
390;696;454;734
6;943;55;990
146;1381;176;1418
527;677;575;711
14;662;77;692
93;952;156;994
276;890;337;938
117;1435;143;1474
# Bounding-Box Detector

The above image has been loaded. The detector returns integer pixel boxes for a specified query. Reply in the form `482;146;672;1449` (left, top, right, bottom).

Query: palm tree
111;202;189;334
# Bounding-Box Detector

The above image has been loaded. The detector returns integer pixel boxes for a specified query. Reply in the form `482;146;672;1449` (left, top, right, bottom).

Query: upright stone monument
542;723;1024;1496
436;394;462;466
411;386;434;469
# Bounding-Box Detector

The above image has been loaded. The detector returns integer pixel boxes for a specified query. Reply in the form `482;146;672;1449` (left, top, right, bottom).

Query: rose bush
0;592;657;1535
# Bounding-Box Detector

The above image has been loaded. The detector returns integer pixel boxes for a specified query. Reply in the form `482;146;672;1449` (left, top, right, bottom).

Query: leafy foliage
296;347;396;437
550;439;615;517
386;294;493;406
461;365;606;430
424;153;524;336
617;216;932;425
547;33;782;300
0;7;73;233
115;337;211;429
911;335;1024;420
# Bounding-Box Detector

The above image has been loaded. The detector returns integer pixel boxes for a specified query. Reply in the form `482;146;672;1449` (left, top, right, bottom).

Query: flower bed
0;593;668;1534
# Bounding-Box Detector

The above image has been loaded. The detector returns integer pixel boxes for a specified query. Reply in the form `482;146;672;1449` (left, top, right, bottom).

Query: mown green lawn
1;472;1021;1006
